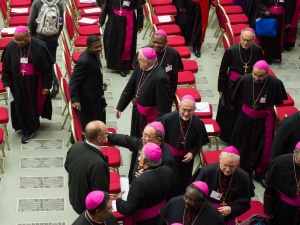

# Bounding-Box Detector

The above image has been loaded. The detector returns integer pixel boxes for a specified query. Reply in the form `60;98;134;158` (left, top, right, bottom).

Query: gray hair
141;150;162;167
219;151;240;162
139;50;157;65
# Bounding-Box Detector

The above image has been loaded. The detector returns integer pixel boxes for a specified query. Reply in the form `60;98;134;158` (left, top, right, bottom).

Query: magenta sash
166;143;189;157
123;200;165;225
136;103;157;123
19;63;46;117
242;104;274;173
112;8;134;60
211;202;236;225
269;6;283;14
228;70;242;82
280;193;300;206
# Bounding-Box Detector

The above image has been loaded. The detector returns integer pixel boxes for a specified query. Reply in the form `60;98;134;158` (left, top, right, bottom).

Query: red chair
148;0;177;17
0;107;10;150
236;200;267;223
101;147;121;172
182;60;198;73
277;93;294;107
0;0;29;26
109;172;121;194
268;69;277;77
61;78;71;130
0;127;4;173
71;118;83;142
68;0;101;17
202;118;221;150
0;79;8;105
150;0;172;6
274;105;298;122
173;46;191;59
0;38;13;51
72;0;96;9
154;24;181;37
194;102;213;119
110;197;124;221
9;6;31;16
175;88;201;109
8;0;31;8
221;33;231;50
102;128;117;147
167;35;186;47
178;71;196;87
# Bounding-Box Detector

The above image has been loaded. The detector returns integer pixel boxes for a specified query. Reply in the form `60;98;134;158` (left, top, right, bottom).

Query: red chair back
216;4;229;31
61;77;71;103
64;10;75;40
71;119;83;142
221;33;230;50
0;0;8;21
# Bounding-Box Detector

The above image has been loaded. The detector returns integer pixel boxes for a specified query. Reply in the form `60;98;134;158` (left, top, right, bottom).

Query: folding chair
0;128;4;173
202;118;221;150
175;88;201;109
0;0;29;26
61;77;71;130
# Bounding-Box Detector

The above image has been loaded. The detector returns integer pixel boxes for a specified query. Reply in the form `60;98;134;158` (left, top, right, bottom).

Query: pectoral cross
21;69;26;76
221;201;227;206
181;138;186;145
243;63;249;74
252;105;257;109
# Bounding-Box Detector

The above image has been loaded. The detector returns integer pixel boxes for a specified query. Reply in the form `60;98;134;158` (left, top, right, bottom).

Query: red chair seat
74;36;89;47
230;24;249;36
173;46;191;58
10;7;31;16
178;71;195;85
175;88;201;109
109;172;121;194
101;147;121;168
153;5;177;16
201;118;221;137
194;103;213;119
0;107;9;124
237;200;267;223
102;128;117;146
0;128;3;144
268;69;277;77
0;79;5;92
219;0;234;5
152;15;175;25
77;16;99;26
167;35;185;47
156;24;181;36
111;198;125;221
276;106;298;121
203;150;221;164
77;25;101;36
9;0;31;7
223;5;243;14
74;0;95;9
0;38;13;50
227;14;249;25
151;0;172;6
0;62;2;74
8;16;29;26
277;93;294;106
72;51;84;64
80;7;102;17
182;60;198;73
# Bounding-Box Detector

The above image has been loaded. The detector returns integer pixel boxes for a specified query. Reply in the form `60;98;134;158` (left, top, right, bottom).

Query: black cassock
193;163;254;224
264;154;300;225
107;133;175;183
99;0;144;72
73;211;118;225
116;166;174;225
231;74;287;174
157;112;209;197
1;37;53;133
216;43;263;143
159;196;226;225
69;49;107;130
271;111;300;159
133;45;184;100
176;0;202;47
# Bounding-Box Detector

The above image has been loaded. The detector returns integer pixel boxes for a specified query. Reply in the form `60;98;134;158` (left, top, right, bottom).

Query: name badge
260;96;266;103
165;64;172;72
123;1;130;6
279;0;284;2
210;190;222;200
20;58;28;64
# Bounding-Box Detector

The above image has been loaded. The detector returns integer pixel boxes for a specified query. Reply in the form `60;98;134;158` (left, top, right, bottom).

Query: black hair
87;191;110;215
87;35;100;47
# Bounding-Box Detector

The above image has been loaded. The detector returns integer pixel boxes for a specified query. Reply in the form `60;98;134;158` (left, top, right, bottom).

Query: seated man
116;142;174;224
73;190;118;225
193;146;255;225
107;121;174;183
159;181;226;225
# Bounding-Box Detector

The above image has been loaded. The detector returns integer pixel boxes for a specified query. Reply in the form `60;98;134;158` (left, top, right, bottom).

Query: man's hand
182;152;193;163
115;110;122;119
219;92;223;100
117;191;126;199
218;206;232;217
5;87;8;92
265;11;270;16
42;88;50;95
72;102;81;111
138;28;143;33
131;97;137;106
135;168;144;177
286;23;290;28
97;22;102;27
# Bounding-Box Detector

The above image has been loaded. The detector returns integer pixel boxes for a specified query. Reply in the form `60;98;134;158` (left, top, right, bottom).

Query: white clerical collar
146;63;156;71
86;140;101;150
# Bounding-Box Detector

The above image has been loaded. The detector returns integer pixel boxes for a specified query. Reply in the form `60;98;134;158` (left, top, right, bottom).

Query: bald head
85;121;108;144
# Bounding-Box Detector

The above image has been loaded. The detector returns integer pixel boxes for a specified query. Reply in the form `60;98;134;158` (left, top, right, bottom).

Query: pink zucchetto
253;60;269;71
15;26;28;34
150;121;165;132
222;146;240;156
243;27;255;34
181;95;195;101
141;47;157;60
192;181;209;196
171;224;183;225
144;142;162;162
85;190;104;210
155;29;167;37
296;142;300;149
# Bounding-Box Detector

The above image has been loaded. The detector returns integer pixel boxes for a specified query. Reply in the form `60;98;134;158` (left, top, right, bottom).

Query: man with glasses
1;26;54;143
65;120;110;215
159;181;225;225
193;146;254;225
107;121;174;184
157;95;209;198
216;28;263;144
231;60;287;186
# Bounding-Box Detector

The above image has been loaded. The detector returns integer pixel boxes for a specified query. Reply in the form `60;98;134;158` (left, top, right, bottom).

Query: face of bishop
240;30;255;50
219;156;238;176
152;34;167;52
183;186;204;213
179;99;196;121
252;67;268;84
14;32;30;48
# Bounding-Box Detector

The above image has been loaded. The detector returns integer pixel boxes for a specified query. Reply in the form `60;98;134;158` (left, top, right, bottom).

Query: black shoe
50;85;59;98
21;133;32;144
194;50;201;58
285;46;291;51
254;173;267;188
120;71;126;77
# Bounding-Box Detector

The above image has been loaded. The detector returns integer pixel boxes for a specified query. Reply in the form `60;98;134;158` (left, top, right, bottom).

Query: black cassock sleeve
107;133;141;153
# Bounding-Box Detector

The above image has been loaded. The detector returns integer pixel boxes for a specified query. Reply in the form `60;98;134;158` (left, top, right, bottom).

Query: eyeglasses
183;194;200;205
142;132;155;139
241;36;253;43
14;35;28;43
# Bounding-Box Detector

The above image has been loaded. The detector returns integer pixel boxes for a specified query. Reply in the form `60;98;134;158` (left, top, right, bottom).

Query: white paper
157;15;171;22
120;177;130;201
78;17;97;24
8;87;14;103
112;200;117;212
2;27;16;34
84;7;101;13
195;102;210;112
205;124;214;133
80;0;96;3
11;8;28;13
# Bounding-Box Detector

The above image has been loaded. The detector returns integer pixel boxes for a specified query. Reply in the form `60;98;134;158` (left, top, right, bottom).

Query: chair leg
2;124;10;150
1;143;5;157
0;158;3;173
211;17;218;29
61;114;70;129
62;104;67;116
214;26;220;37
214;34;222;51
208;9;216;26
142;21;150;40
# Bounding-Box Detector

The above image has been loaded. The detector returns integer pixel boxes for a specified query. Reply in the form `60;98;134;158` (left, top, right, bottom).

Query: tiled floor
1;3;300;225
